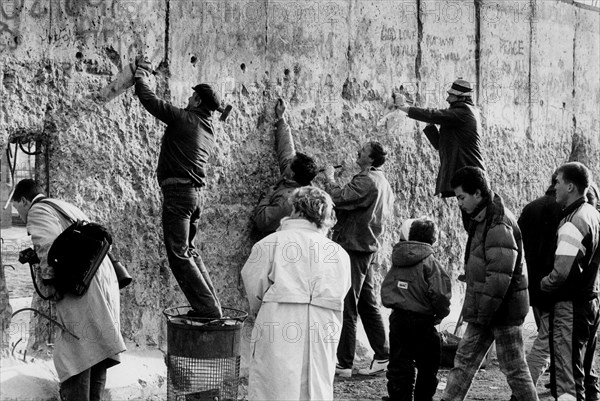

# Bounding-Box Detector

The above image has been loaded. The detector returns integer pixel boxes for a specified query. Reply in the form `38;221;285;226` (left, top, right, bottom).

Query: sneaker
335;363;352;378
357;358;389;375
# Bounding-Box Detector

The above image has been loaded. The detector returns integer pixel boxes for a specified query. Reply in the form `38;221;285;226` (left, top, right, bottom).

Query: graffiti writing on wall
0;0;163;62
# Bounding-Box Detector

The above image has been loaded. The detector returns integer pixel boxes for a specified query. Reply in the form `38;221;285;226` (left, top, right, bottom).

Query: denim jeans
386;309;440;401
527;306;551;386
162;184;222;318
337;250;389;368
442;323;538;401
59;360;107;401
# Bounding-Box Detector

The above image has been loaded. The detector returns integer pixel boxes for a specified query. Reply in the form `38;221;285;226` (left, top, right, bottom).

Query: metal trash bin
164;306;248;401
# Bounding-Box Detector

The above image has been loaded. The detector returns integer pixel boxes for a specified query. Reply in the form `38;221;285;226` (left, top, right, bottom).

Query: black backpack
39;199;112;296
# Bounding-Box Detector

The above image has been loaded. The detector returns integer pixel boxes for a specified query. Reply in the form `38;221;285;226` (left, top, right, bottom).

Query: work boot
357;358;389;375
335;363;352;378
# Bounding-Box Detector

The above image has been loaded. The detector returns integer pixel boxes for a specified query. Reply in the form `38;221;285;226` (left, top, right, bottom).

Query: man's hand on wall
275;98;287;121
134;58;153;79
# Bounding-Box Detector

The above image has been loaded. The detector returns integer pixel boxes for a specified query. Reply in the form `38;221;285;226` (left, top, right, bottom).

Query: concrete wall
1;0;598;350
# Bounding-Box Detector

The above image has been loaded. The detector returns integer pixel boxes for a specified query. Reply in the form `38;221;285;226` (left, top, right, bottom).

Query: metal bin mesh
164;306;247;401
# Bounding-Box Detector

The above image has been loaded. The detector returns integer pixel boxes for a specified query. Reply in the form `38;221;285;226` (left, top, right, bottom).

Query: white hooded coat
242;218;351;400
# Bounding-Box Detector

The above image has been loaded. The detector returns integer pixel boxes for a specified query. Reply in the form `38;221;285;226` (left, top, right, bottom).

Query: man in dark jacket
253;99;318;235
381;218;452;401
518;173;562;386
135;62;222;318
393;79;485;197
540;162;600;401
441;166;538;401
324;142;395;377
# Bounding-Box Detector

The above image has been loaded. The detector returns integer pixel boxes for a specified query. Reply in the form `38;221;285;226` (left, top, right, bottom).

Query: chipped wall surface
1;0;599;349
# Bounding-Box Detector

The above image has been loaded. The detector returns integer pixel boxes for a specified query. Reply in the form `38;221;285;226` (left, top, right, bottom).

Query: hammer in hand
217;105;233;122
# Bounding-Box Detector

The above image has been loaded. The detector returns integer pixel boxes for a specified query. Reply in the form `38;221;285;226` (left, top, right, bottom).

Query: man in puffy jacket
540;162;600;401
441;166;538;401
381;218;452;401
392;79;485;197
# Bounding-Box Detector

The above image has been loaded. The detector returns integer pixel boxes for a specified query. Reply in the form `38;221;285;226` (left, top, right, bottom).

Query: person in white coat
242;186;351;401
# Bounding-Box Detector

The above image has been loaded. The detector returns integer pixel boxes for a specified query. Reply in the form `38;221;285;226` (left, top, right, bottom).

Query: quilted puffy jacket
462;193;529;326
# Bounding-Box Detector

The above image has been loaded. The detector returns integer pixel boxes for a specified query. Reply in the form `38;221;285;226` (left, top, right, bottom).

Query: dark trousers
162;184;222;318
386;309;440;401
337;250;389;368
549;298;600;401
59;360;107;401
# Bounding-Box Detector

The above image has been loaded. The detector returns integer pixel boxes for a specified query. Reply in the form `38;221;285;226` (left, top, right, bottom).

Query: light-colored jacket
242;218;351;400
26;197;126;382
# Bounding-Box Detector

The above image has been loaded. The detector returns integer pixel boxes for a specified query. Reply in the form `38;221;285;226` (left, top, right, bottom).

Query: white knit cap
399;219;416;241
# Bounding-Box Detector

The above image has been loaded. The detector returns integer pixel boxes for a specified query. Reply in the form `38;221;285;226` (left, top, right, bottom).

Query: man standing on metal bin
135;60;222;318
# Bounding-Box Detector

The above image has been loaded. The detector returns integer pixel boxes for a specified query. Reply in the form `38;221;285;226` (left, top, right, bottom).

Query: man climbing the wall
253;98;318;236
134;60;222;319
392;78;485;198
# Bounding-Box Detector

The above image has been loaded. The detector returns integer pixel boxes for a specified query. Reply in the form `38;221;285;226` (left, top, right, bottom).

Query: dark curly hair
367;142;387;168
450;166;492;200
291;152;318;186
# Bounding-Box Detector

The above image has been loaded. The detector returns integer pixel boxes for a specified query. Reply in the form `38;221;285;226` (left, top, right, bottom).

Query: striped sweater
540;197;600;302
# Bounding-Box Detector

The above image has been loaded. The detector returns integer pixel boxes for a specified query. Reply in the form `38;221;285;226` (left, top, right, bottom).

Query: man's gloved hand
324;165;336;183
134;58;153;79
275;98;287;120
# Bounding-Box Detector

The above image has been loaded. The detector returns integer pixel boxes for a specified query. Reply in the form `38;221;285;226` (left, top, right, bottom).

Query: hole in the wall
240;63;246;72
284;68;290;76
75;52;83;59
3;73;15;89
562;102;566;109
190;56;197;64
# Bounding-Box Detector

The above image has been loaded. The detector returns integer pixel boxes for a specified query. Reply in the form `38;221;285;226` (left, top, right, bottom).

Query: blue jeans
162;184;222;318
337;250;389;368
59;360;107;401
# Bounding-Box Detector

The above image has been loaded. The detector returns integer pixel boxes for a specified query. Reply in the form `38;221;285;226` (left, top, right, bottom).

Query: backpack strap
35;198;77;225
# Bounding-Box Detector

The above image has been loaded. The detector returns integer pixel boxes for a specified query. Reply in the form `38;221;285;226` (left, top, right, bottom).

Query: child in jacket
381;218;452;401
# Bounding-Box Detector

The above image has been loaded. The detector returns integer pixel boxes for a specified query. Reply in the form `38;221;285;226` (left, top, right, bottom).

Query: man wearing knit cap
393;78;485;198
135;61;222;319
